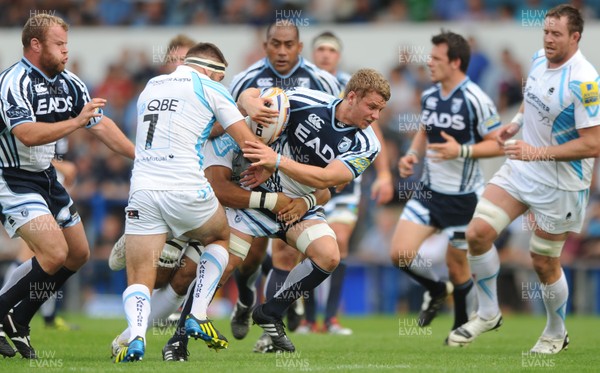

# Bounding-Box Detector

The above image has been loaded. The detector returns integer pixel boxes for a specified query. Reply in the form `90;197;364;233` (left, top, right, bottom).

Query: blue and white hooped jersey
0;58;93;171
279;87;380;197
229;57;342;100
420;78;500;194
130;65;244;193
512;49;600;191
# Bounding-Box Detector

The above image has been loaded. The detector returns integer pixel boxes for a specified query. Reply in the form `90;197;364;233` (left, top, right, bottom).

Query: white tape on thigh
229;233;251;260
184;241;202;264
295;224;337;254
472;198;511;234
159;238;188;268
530;235;565;258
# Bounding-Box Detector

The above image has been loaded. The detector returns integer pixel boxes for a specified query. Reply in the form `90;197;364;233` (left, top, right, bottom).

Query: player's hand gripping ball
245;87;290;144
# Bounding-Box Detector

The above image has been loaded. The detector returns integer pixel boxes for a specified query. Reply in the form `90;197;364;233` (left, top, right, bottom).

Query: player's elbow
584;140;600;158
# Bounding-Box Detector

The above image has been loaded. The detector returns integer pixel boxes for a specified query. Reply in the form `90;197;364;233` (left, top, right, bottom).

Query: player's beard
40;50;66;77
545;45;567;65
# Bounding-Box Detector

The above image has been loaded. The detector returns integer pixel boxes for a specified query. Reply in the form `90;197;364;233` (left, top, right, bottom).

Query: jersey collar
21;57;59;83
546;49;582;71
438;76;470;101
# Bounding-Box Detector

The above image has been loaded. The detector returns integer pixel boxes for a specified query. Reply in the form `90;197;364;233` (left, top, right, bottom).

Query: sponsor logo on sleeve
348;157;371;175
6;106;32;119
580;81;599;107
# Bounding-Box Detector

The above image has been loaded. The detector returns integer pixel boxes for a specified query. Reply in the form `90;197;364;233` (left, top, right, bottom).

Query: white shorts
489;162;588;234
125;189;220;238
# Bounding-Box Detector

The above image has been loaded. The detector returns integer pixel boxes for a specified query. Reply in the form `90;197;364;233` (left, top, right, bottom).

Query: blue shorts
0;166;79;237
400;186;479;249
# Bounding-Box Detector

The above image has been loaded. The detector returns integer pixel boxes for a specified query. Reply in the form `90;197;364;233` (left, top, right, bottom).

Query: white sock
190;244;228;319
468;247;500;320
118;284;185;343
541;270;568;339
148;284;185;328
122;284;151;343
117;328;130;346
466;281;478;319
409;252;439;281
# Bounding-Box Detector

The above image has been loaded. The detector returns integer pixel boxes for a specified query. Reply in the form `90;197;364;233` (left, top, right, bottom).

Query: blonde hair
345;68;391;102
167;34;196;51
22;14;69;49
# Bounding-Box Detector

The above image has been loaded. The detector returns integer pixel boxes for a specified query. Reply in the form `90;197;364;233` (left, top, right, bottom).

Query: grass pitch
2;314;600;372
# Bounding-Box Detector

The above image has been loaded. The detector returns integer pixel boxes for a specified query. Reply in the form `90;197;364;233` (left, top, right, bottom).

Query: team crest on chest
426;96;438;110
451;98;463;113
34;83;48;94
60;79;69;95
337;137;352;153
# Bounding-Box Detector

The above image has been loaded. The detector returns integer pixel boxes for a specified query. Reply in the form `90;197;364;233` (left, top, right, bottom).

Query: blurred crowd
0;0;598;27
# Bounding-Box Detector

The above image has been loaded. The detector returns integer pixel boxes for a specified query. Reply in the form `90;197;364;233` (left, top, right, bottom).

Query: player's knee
297;224;338;271
303;235;339;272
530;252;561;280
317;248;340;272
42;247;69;273
71;246;90;267
468;198;509;249
466;220;496;252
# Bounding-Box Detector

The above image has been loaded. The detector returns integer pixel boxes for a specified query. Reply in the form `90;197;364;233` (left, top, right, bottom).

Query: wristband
511;112;524;128
249;191;279;210
275;154;282;170
406;149;418;158
301;193;317;210
249;191;262;208
459;144;473;158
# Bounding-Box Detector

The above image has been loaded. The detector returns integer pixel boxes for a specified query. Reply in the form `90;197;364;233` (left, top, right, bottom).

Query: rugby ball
246;87;290;144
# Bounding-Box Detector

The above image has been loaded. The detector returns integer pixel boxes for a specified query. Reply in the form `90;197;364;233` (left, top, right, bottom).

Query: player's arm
370;121;394;204
398;125;427;178
279;158;354;189
497;103;525;145
225;120;262;154
88;116;135;160
205;164;291;212
11;98;106;146
427;130;503;161
242;140;355;189
210;122;225;138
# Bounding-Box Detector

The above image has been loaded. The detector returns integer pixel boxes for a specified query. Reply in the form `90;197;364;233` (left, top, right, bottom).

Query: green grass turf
2;314;600;372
